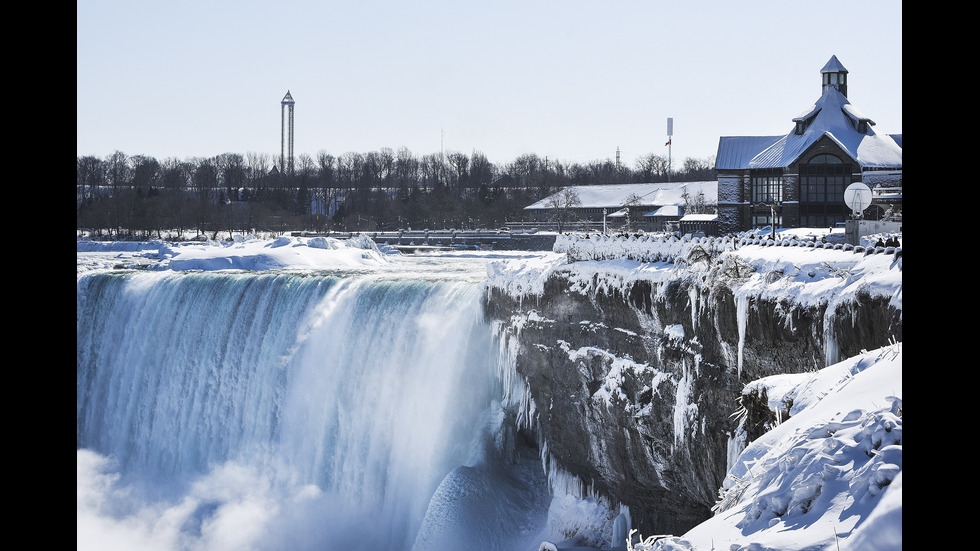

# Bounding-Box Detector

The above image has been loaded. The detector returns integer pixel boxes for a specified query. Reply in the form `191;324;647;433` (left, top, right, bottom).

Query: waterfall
77;266;538;551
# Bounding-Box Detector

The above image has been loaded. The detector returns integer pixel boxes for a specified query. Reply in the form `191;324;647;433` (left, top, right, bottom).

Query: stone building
714;56;902;234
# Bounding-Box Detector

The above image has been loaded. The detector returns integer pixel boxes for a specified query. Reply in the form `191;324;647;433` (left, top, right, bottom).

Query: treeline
76;148;716;239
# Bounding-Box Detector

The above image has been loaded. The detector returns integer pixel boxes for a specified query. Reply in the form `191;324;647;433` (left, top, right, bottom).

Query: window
750;169;783;204
799;154;851;227
750;168;784;229
801;155;846;202
824;73;846;87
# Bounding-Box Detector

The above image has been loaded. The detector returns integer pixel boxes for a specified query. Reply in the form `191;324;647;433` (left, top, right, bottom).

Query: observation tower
281;91;295;175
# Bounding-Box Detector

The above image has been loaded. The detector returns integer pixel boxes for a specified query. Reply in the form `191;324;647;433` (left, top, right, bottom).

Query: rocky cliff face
484;248;902;539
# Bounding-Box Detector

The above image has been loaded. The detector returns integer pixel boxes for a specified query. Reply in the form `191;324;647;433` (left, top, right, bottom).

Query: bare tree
315;151;338;226
217;153;246;200
77;155;106;206
635;154;669;182
395;147;419;186
161;158;191;193
442;151;467;192
246;152;271;179
130;155;161;190
377;147;395;188
621;192;643;231
469;150;494;188
297;154;316;178
584;159;620;184
316;151;336;181
507;153;543;192
546;187;581;232
420;153;443;192
77;142;729;237
681;156;716;181
682;188;710;214
338;152;363;194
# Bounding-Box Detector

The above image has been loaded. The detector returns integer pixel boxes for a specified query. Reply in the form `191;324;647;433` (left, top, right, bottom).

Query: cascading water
77;260;550;551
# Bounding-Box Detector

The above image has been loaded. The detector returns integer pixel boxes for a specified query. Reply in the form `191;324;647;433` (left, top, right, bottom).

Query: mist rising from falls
77;266;541;551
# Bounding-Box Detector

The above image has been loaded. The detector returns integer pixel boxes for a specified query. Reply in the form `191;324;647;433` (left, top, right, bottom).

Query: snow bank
76;240;168;253
725;240;902;311
644;344;902;551
485;252;567;302
160;234;390;271
489;230;902;313
77;234;391;271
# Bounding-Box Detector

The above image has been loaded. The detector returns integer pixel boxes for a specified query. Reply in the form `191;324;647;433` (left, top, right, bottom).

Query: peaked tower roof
820;55;848;74
715;57;901;170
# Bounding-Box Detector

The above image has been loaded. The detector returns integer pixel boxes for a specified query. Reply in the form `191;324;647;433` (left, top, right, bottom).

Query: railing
504;220;606;232
555;232;903;264
291;228;559;251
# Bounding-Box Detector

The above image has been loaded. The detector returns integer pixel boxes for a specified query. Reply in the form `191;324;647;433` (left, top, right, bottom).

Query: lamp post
753;202;780;237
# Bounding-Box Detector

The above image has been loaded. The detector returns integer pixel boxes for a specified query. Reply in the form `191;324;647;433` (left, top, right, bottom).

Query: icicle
688;284;699;332
725;427;748;485
735;292;750;379
823;302;840;367
673;358;691;451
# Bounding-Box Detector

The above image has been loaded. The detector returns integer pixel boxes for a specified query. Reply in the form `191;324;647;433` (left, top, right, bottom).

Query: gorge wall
483;236;902;539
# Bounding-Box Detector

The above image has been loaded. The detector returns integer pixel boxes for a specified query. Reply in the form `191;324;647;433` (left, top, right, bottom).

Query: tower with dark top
820;55;848;98
281;91;295;175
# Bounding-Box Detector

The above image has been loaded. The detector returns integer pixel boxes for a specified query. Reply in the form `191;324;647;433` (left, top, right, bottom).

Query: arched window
810;154;842;165
799;154;851;227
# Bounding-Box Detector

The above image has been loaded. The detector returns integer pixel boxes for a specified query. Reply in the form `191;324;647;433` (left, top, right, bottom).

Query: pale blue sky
77;0;902;167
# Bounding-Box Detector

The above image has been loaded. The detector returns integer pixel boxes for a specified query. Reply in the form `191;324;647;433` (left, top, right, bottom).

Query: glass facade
799;154;850;227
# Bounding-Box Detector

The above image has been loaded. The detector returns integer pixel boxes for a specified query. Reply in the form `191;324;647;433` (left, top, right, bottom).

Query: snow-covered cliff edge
483;233;902;542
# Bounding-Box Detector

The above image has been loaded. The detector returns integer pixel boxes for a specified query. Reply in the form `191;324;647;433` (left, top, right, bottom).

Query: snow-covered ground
77;229;901;550
633;345;901;551
489;228;901;309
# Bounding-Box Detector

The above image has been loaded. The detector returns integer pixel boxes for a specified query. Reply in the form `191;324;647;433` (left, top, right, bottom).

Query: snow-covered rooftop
715;57;902;171
525;181;717;211
643;205;682;218
680;213;717;221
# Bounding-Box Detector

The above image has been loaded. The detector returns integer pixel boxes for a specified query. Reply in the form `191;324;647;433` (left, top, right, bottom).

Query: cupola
820;55;848;98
